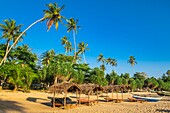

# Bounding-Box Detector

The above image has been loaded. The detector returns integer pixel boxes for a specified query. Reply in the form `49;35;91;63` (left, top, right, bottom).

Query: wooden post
88;92;90;106
116;90;118;101
53;90;56;108
76;89;78;105
79;91;81;105
121;89;123;101
107;92;108;102
97;89;99;103
64;92;66;109
112;89;114;103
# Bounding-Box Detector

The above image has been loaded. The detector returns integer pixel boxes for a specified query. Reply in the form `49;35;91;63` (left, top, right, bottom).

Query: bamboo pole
64;92;66;109
107;92;108;102
79;91;81;105
88;92;90;106
116;90;118;102
112;89;114;103
53;90;56;108
76;89;78;105
122;89;123;101
97;89;99;103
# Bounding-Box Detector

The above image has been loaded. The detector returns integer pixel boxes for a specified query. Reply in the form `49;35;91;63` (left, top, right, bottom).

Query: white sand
0;90;170;113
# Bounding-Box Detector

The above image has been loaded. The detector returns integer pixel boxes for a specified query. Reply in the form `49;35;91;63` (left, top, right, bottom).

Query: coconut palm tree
97;54;106;64
61;36;72;54
61;36;68;45
97;54;107;72
0;3;65;66
64;42;72;55
128;56;137;74
77;42;89;63
66;18;80;65
110;58;117;67
0;19;25;64
41;50;55;67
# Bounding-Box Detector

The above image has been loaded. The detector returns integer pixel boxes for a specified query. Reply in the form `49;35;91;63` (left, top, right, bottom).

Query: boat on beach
132;95;163;102
156;91;170;96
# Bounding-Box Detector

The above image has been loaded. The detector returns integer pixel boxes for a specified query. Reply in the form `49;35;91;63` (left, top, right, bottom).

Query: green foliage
134;72;147;80
106;70;118;85
88;67;108;86
135;79;144;89
0;63;37;91
166;70;170;76
115;76;122;85
128;78;137;90
144;77;158;90
14;45;38;70
43;3;65;31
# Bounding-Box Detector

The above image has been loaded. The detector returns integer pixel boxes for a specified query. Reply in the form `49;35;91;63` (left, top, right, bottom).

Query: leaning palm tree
128;56;137;74
0;19;25;63
0;3;65;66
77;42;89;63
66;18;80;65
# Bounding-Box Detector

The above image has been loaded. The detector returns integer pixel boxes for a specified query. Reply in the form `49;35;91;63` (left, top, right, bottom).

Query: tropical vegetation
0;2;170;92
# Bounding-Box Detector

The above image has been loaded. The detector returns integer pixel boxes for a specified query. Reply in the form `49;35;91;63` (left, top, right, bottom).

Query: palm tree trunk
73;30;76;54
0;17;45;66
13;85;17;92
54;76;58;84
83;52;86;64
4;42;10;64
71;30;77;65
132;66;135;75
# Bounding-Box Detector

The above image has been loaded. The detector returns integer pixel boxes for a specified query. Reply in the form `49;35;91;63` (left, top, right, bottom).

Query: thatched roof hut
80;84;103;94
79;84;104;104
48;82;81;94
102;85;130;102
103;85;130;93
48;82;81;108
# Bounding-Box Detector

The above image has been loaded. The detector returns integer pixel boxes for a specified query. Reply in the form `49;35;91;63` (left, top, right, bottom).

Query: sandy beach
0;89;170;113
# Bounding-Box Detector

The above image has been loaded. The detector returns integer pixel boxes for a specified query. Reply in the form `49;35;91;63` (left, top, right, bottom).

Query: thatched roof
79;84;104;94
103;85;130;92
48;82;81;94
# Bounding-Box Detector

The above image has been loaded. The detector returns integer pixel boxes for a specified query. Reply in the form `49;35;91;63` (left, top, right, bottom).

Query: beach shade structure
48;82;81;108
79;84;104;105
103;85;130;103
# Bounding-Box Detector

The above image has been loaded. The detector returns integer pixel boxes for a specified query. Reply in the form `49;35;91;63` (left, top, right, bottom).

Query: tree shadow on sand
26;97;52;107
156;109;170;112
0;99;26;113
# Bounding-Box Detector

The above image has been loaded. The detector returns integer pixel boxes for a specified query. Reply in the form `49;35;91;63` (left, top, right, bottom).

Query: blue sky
0;0;170;78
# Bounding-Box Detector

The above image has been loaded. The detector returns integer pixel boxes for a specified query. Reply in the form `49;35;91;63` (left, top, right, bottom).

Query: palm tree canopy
77;42;89;54
110;58;117;66
61;36;68;45
97;54;106;63
43;3;65;31
0;19;25;45
66;18;80;33
41;50;55;66
128;56;137;67
64;41;72;53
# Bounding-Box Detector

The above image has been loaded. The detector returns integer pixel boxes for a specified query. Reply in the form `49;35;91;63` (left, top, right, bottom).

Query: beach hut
103;85;129;102
79;84;104;105
48;82;81;108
